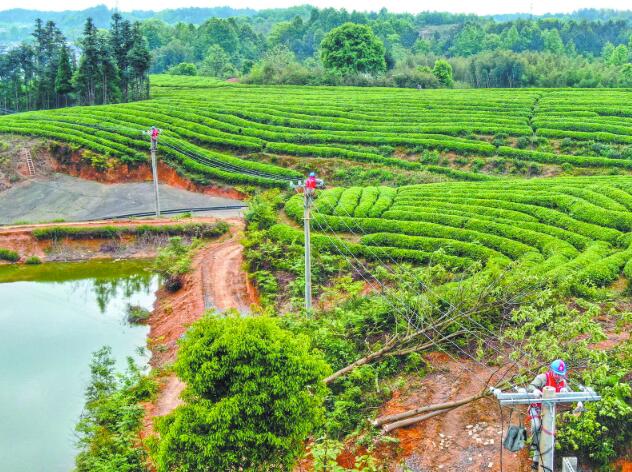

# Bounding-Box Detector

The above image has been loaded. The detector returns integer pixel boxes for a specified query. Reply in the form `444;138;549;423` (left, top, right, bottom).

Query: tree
54;45;73;106
621;63;632;87
198;44;237;78
109;13;132;100
602;41;615;63
153;314;330;471
610;44;629;66
543;29;565;54
126;22;151;101
74;18;100;105
433;59;454;87
96;30;121;105
451;23;485;56
320;23;386;75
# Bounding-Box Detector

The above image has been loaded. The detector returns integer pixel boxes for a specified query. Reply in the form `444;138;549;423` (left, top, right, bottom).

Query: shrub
126;304;151;324
25;256;42;265
153;237;194;292
516;136;531;149
75;347;156;472
0;248;19;262
153;314;330;471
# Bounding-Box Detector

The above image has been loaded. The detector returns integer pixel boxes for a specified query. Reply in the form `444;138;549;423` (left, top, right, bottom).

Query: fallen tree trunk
373;390;489;427
381;407;455;433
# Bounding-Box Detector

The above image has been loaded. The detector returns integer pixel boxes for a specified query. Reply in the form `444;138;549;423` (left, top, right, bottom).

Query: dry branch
381;407;455;433
373;390;489;427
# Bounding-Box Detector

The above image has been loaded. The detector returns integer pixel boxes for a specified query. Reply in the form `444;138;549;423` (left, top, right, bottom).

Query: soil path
142;220;256;436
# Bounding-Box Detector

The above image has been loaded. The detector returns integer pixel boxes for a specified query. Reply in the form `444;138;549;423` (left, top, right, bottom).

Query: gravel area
0;173;244;224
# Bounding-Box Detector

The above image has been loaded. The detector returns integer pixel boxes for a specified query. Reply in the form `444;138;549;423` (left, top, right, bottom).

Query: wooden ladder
21;148;35;176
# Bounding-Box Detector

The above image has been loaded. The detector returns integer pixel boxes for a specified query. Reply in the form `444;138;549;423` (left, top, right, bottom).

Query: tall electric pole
290;174;324;314
493;387;600;472
303;187;313;312
145;127;161;217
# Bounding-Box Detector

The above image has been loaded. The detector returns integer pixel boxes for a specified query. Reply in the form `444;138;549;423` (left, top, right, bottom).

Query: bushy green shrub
153;237;195;291
0;248;19;262
126;304;151;324
75;346;157;472
153;314;330;471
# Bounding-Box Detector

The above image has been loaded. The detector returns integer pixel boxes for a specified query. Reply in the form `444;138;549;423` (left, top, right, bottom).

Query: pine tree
96;30;121;104
75;18;100;105
55;45;74;107
126;22;151;101
109;13;132;101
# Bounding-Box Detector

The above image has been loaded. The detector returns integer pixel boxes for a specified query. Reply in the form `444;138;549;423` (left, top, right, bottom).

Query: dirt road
143;221;256;435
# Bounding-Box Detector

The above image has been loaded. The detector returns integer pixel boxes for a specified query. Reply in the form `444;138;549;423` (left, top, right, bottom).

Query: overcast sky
2;0;631;15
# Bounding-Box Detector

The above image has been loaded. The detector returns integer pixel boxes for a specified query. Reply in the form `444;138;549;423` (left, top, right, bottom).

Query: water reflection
0;260;156;472
90;272;155;313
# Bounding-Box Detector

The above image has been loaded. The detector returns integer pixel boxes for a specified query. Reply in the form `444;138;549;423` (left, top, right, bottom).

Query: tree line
0;13;150;113
140;6;632;88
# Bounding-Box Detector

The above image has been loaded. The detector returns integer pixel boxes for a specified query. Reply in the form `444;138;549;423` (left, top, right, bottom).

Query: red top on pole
305;175;317;190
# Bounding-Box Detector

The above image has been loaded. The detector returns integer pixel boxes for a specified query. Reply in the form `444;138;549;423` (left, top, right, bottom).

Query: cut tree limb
323;336;399;384
373;391;489;427
381;407;455;433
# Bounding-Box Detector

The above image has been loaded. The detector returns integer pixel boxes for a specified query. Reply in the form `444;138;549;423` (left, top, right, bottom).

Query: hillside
1;77;631;187
276;176;632;293
0;76;630;471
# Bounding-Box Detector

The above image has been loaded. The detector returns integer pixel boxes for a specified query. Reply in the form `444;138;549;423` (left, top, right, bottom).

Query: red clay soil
53;153;246;200
372;352;530;472
142;219;257;437
0;217;223;263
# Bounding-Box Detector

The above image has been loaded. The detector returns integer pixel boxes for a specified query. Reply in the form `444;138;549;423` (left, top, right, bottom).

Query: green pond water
0;259;157;471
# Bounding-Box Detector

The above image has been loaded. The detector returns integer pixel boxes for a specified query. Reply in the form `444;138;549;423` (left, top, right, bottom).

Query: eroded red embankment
52;151;245;200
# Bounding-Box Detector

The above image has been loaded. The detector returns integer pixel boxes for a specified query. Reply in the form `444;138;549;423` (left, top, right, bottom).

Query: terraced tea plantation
276;176;632;292
0;76;631;187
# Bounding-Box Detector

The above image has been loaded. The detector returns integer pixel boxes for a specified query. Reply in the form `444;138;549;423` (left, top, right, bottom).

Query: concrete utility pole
144;127;161;217
303;187;313;311
290;175;325;314
493;388;601;472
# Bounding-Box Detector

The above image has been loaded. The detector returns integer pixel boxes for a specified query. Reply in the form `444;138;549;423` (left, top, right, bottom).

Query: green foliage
153;314;330;471
24;256;42;265
245;189;284;230
32;222;229;240
152;237;195;292
432;59;454;87
320;23;387;75
167;62;197;76
75;346;156;472
126;304;151;324
0;248;19;262
557;342;632;468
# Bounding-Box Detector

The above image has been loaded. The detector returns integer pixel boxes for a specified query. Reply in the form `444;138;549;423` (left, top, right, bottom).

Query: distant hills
1;4;630;46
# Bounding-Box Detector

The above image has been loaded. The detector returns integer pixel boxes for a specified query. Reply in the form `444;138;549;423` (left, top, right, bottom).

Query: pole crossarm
493;389;601;406
493;386;600;472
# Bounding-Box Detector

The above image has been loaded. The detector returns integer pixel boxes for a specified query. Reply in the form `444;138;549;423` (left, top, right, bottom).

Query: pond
0;259;158;472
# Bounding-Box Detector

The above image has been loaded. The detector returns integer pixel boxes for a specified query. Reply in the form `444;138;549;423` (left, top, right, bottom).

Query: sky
1;0;631;15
